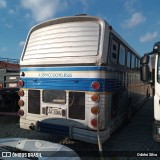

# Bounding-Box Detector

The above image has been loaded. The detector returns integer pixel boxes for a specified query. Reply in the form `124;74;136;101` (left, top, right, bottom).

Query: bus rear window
23;21;100;60
42;90;66;104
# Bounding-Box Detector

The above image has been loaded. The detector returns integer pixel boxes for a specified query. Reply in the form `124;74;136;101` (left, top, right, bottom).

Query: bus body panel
19;15;147;144
154;55;160;121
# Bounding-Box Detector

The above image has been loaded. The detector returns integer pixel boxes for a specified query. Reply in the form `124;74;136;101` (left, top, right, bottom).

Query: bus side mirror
140;54;150;64
153;42;160;54
140;54;150;83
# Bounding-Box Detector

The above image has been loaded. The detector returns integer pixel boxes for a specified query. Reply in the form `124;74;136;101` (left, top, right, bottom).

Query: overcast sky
0;0;159;59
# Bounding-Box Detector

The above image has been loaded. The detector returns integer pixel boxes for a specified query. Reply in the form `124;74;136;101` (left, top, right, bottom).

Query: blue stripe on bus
21;78;126;93
21;66;107;72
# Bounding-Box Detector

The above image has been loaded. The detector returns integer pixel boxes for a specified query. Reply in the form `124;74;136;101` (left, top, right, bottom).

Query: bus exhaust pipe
29;123;35;130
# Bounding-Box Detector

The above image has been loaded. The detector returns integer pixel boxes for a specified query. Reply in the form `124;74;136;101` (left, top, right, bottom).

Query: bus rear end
18;15;110;143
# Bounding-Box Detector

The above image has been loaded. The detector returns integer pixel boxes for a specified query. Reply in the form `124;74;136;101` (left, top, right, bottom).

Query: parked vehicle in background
141;41;160;142
0;58;20;113
18;15;147;144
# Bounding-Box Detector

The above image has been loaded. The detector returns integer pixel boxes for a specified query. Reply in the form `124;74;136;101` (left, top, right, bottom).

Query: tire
153;134;160;142
153;121;160;142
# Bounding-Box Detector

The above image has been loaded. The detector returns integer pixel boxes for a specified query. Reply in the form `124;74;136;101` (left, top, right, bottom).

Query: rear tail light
91;94;99;102
91;106;99;115
0;84;2;90
18;90;24;97
18;99;24;106
18;109;24;116
18;80;24;87
91;81;100;90
91;118;97;127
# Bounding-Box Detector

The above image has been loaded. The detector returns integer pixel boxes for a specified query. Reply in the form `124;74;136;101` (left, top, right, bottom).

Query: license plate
9;83;17;88
47;107;62;116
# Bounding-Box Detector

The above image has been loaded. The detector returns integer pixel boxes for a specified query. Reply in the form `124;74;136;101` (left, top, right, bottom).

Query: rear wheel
153;134;160;142
153;121;160;142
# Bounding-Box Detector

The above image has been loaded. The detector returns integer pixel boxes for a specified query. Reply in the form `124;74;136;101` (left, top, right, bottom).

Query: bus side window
119;45;126;66
131;54;135;69
135;57;138;70
111;39;119;64
137;59;140;69
127;51;131;68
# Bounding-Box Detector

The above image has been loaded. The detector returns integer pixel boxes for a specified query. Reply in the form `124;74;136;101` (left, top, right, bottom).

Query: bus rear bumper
71;127;110;144
20;118;110;144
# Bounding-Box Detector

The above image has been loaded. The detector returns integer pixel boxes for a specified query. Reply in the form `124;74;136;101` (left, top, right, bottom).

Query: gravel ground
0;98;160;160
0;116;74;144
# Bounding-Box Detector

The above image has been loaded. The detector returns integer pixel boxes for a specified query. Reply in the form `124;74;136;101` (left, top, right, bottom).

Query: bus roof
20;15;140;66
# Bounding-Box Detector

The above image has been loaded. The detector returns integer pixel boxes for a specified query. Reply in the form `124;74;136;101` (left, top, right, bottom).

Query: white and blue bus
18;15;148;144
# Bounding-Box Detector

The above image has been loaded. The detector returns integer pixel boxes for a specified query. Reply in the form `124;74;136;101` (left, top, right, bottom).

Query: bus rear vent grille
69;92;85;120
28;90;40;114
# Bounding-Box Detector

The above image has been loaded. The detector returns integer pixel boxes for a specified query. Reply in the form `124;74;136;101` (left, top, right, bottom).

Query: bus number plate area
47;107;62;116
